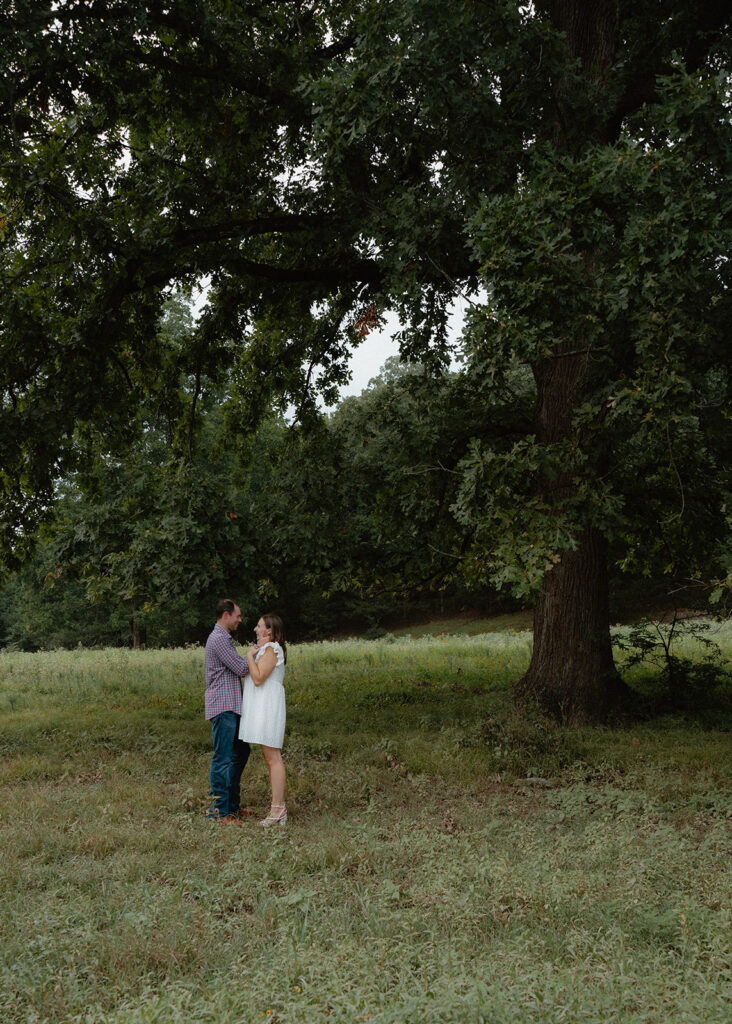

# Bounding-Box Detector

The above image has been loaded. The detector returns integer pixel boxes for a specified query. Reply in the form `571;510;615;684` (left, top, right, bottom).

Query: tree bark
516;528;625;724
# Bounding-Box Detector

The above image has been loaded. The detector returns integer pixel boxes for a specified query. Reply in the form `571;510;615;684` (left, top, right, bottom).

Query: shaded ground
391;608;535;637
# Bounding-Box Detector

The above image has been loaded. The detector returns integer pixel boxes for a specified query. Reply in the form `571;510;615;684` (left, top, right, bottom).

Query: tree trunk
513;0;625;724
516;528;625;724
131;615;147;650
516;339;626;723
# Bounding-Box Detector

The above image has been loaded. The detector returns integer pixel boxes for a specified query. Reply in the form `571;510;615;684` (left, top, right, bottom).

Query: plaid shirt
204;624;250;720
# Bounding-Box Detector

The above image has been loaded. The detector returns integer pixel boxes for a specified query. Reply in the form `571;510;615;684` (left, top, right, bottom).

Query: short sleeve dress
238;641;286;748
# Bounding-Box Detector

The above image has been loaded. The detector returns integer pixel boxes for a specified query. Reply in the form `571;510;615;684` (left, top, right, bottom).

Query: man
204;599;253;822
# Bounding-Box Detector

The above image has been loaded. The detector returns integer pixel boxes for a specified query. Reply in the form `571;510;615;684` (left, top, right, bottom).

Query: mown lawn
0;628;730;1023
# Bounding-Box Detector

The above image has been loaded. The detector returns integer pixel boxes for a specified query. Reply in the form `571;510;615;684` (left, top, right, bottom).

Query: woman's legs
261;745;286;807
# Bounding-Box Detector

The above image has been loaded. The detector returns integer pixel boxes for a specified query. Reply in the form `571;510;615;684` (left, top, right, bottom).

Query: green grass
0;628;731;1023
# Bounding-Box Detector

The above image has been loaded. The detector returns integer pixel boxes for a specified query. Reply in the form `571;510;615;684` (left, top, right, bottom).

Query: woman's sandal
260;804;287;828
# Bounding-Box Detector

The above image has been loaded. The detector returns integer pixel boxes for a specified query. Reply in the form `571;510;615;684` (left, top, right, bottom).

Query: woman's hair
262;613;287;663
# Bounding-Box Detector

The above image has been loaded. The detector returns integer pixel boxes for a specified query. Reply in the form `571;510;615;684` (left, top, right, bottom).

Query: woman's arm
247;645;277;686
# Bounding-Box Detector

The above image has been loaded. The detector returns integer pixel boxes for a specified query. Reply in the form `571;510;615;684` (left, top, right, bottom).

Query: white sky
192;282;472;406
336;294;472;401
337;318;401;399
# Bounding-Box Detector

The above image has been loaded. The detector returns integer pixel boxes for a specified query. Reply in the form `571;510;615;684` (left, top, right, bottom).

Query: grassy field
0;627;731;1023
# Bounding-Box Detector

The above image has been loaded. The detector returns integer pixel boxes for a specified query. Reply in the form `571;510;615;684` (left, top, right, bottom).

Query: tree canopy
1;0;730;720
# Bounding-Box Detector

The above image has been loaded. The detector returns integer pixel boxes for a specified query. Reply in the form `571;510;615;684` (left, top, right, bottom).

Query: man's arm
210;631;249;677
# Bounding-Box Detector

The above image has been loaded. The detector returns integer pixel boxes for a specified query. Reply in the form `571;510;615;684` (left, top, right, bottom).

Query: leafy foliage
614;613;731;710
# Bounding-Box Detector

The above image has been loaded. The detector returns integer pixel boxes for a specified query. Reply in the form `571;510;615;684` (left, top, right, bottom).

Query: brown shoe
221;815;245;825
235;808;257;819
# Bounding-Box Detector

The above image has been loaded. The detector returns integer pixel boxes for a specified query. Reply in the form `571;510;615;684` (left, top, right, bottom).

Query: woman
238;613;288;827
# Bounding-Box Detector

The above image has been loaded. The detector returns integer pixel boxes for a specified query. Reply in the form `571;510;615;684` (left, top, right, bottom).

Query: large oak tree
1;0;730;720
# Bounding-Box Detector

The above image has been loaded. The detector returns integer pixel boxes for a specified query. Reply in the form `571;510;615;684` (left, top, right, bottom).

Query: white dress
238;641;286;748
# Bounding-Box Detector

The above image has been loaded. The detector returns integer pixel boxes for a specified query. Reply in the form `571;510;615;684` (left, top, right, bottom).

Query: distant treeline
1;340;721;652
0;357;517;650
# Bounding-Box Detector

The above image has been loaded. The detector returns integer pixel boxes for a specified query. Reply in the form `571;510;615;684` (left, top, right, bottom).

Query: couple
204;599;287;828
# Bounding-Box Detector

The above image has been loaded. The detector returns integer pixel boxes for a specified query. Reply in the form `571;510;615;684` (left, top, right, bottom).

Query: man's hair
215;599;236;620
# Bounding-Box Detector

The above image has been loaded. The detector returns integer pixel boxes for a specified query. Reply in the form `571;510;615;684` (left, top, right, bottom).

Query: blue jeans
209;711;250;819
